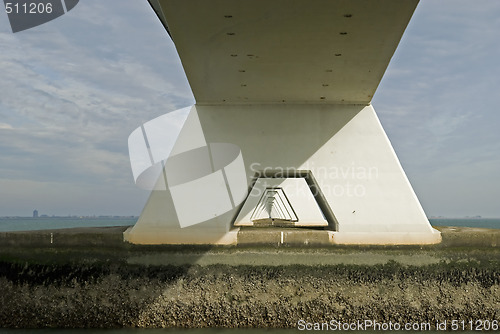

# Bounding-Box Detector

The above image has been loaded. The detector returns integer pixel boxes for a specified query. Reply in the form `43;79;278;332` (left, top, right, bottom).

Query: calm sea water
0;217;499;232
429;218;500;229
0;217;137;232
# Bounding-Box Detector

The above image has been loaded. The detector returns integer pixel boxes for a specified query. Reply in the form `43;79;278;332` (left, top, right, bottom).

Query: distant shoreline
2;216;498;219
0;216;138;219
1;217;499;233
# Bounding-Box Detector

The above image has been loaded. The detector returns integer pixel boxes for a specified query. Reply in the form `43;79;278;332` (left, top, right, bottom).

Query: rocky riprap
0;259;499;328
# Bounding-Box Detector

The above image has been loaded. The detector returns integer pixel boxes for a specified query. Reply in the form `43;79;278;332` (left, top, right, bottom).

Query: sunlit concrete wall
124;104;441;245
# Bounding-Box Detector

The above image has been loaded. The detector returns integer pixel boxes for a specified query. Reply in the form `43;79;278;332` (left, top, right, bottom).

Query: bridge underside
125;0;440;245
149;0;419;105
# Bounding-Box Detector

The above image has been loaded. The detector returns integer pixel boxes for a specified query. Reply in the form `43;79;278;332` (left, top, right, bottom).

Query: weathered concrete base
237;227;332;247
237;227;442;246
4;225;500;248
123;226;239;245
330;228;442;245
124;227;442;246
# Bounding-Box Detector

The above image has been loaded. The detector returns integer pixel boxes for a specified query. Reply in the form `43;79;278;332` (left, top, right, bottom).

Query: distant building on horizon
33;209;38;218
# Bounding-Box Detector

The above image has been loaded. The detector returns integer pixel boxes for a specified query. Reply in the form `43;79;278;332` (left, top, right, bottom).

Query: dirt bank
0;258;499;328
0;226;499;328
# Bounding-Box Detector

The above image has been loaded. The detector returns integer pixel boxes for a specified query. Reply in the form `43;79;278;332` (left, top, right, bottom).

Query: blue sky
0;0;499;217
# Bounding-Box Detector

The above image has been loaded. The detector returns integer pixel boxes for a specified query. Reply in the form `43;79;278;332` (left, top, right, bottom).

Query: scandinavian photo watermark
297;319;499;331
3;0;79;33
249;161;379;198
250;161;379;181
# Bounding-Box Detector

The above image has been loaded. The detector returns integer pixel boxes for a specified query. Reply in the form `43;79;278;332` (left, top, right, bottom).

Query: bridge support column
124;103;440;245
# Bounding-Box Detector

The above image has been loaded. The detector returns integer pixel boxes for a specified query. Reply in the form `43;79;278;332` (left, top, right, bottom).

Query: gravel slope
0;258;499;328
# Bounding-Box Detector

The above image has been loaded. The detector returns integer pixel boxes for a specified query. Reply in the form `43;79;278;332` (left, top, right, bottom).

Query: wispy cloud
373;0;500;216
0;0;193;215
0;123;13;129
